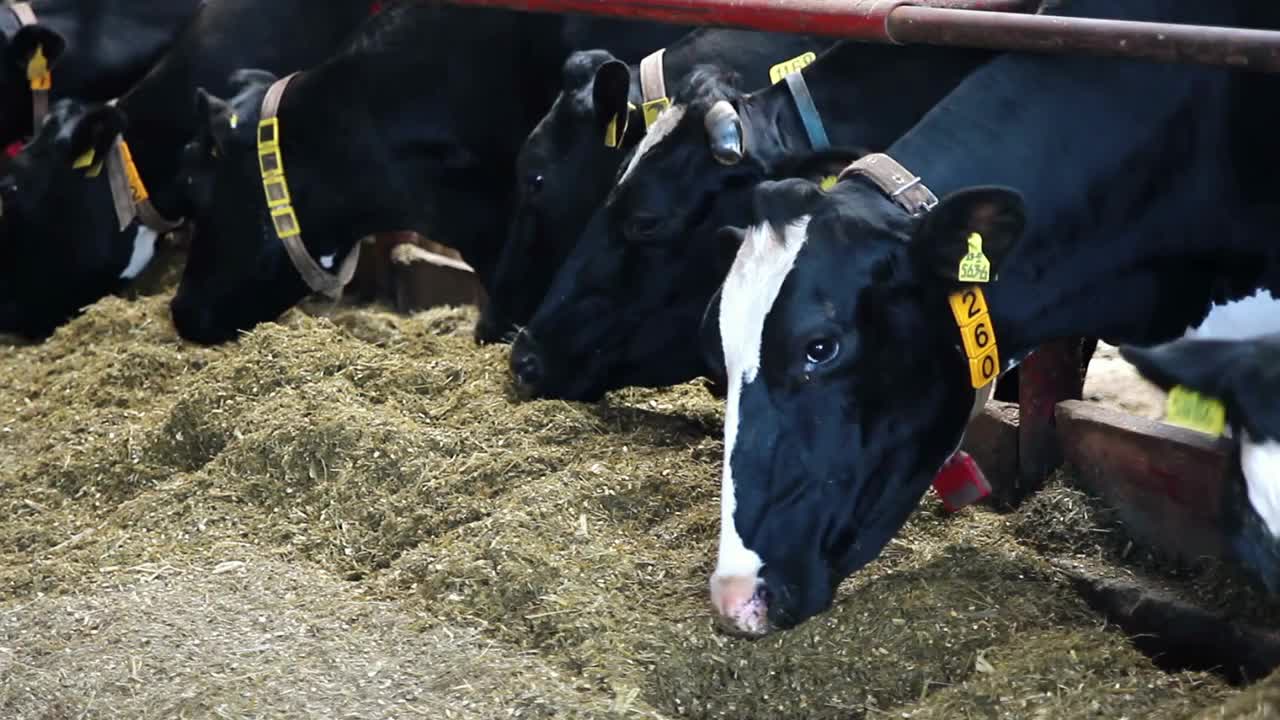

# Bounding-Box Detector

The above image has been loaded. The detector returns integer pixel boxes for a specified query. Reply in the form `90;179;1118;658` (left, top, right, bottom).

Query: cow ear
751;177;827;230
67;105;126;172
912;186;1025;285
700;284;726;382
7;26;66;76
1122;335;1280;439
592;59;631;135
194;87;235;152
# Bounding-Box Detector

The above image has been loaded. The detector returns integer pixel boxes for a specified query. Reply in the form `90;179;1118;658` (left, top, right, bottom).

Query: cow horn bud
704;100;744;166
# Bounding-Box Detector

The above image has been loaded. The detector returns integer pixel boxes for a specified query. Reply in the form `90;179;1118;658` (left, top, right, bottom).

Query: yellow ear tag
819;175;838;192
72;147;95;169
769;51;818;85
26;44;51;91
1165;386;1226;436
947;287;1000;388
229;113;239;130
958;231;991;283
641;97;670;128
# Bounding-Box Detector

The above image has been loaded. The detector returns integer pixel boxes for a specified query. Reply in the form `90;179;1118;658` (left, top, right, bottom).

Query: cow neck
265;56;447;269
113;69;198;226
258;73;358;298
880;29;1248;359
737;42;992;170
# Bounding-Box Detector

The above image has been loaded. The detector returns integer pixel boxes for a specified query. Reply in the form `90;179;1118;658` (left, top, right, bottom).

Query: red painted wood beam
440;0;1280;73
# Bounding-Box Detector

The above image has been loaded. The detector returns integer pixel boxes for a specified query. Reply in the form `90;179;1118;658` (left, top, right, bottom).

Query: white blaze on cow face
618;105;685;185
119;226;157;280
710;216;810;625
1243;434;1280;538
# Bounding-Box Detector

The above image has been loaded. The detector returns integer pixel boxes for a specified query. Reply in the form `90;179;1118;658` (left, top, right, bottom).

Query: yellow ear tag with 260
958;231;991;283
1165;386;1226;436
27;44;50;91
769;51;817;85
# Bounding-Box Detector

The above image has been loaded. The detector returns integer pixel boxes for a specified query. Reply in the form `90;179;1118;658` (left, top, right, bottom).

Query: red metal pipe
440;0;1034;39
891;7;1280;72
441;0;1280;72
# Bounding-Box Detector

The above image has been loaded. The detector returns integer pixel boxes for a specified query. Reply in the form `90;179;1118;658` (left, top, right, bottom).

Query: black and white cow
507;39;996;400
700;0;1277;635
1122;290;1280;590
0;0;373;339
172;2;691;344
476;29;829;344
0;0;203;145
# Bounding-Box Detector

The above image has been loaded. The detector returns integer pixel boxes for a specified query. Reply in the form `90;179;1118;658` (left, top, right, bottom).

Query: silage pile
0;293;1276;718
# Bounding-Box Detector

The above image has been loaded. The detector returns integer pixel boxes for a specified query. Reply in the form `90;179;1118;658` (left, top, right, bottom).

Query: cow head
0;25;65;143
702;175;1025;634
477;49;637;344
509;66;777;400
173;70;323;344
0;99;129;338
1121;333;1280;591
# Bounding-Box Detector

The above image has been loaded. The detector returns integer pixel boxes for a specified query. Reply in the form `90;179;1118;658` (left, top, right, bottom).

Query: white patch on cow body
618;104;685;185
1243;434;1280;538
1186;289;1280;340
319;254;335;270
712;217;810;586
118;226;157;280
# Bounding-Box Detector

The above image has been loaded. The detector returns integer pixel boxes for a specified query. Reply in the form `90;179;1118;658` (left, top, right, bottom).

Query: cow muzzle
710;571;771;637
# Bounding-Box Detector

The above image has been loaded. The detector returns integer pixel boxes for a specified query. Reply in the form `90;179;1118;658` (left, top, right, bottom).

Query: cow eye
805;337;840;366
525;173;544;195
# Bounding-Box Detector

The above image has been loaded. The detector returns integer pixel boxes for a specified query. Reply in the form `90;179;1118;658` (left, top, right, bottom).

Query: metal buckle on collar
837;153;939;216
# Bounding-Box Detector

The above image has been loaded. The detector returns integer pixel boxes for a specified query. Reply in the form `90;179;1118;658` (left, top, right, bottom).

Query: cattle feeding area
2;281;1280;719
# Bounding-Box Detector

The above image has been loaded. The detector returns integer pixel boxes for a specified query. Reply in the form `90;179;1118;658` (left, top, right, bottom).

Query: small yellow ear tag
819;175;838;192
1165;386;1226;436
769;51;818;85
72;147;95;169
641;97;670;128
229;113;239;130
26;44;51;91
958;231;992;283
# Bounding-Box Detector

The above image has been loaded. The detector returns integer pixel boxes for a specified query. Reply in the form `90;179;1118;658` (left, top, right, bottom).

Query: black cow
507;39;995;400
0;0;373;339
476;29;830;344
0;99;129;337
1121;291;1280;590
0;0;203;145
172;2;690;344
699;0;1277;635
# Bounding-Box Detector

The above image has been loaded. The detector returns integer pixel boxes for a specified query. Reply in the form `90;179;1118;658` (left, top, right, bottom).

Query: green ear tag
819;175;838;192
958;232;991;283
229;113;239;130
1165;386;1226;436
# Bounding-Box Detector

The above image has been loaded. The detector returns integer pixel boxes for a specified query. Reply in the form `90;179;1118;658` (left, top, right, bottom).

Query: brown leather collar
837;153;938;216
258;73;359;299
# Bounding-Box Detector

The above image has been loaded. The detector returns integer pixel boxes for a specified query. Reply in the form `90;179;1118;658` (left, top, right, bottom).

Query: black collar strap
258;73;360;299
783;71;829;151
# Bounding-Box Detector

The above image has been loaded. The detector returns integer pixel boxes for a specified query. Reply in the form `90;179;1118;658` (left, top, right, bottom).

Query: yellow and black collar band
256;73;359;299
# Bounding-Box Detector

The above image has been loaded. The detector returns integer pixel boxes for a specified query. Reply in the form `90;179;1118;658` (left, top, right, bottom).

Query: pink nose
710;573;769;636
